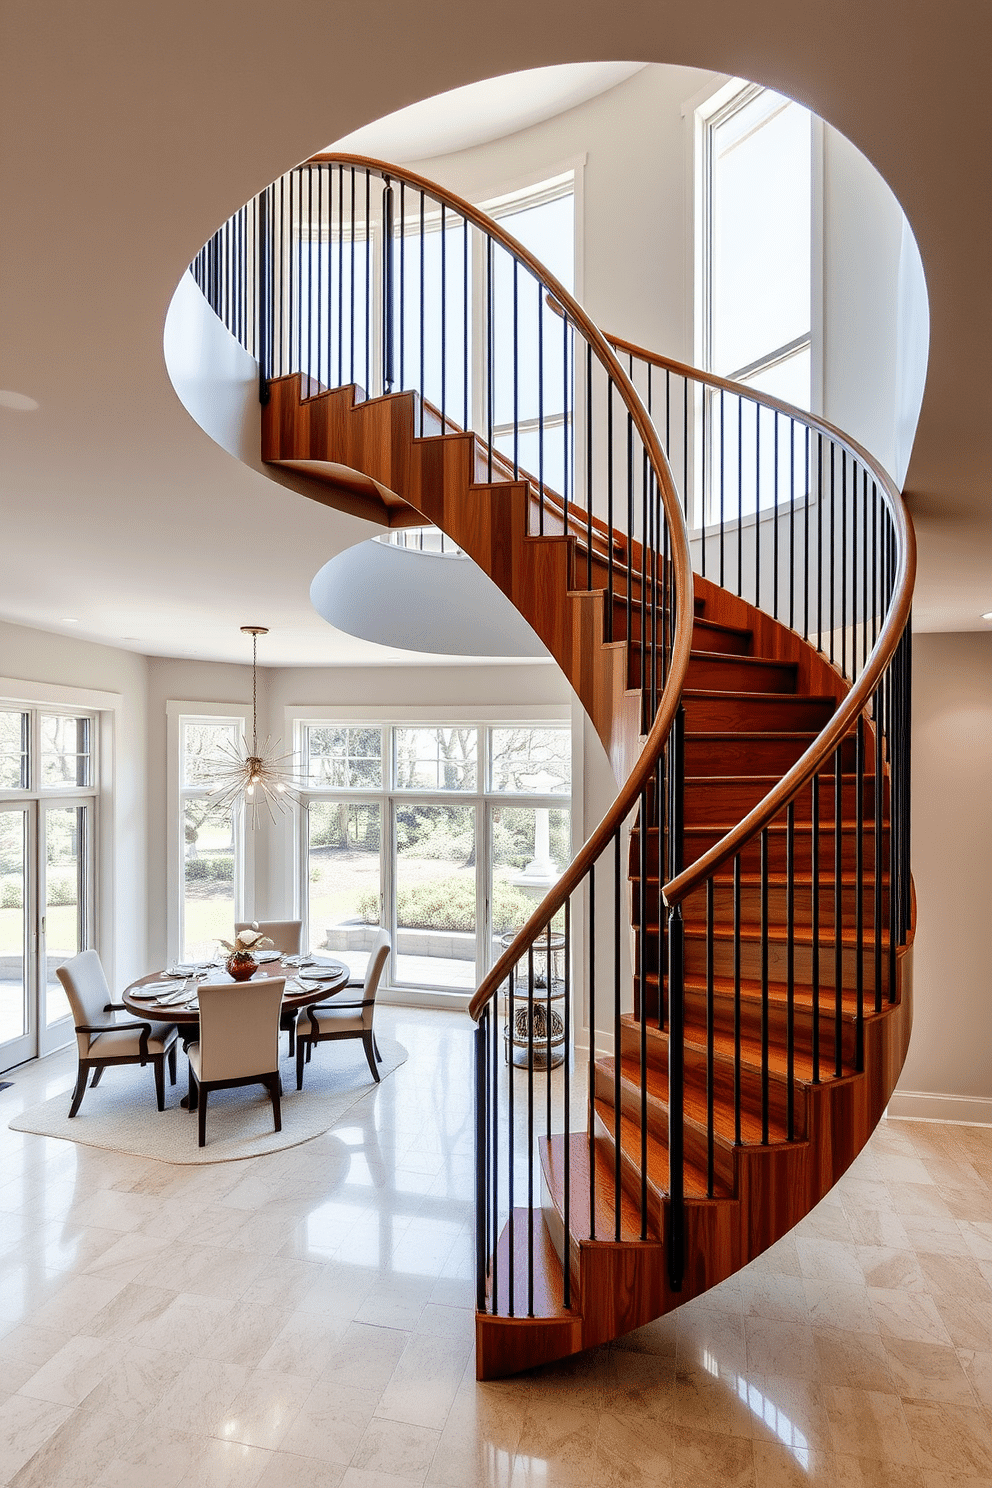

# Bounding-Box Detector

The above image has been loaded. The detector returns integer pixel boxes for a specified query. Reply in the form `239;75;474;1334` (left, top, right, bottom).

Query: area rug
8;1038;406;1164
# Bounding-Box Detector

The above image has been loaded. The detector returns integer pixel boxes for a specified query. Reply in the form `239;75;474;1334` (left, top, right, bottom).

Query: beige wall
892;632;992;1121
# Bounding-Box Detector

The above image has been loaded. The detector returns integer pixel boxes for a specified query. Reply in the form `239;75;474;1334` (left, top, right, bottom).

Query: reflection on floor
0;1006;989;1487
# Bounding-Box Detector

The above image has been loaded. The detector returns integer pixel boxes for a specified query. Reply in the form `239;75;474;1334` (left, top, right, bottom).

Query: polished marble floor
0;1006;989;1487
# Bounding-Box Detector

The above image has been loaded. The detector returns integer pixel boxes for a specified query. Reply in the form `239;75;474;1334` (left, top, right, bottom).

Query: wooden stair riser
630;876;888;933
679;774;886;826
683;691;836;731
618;1011;852;1114
674;930;890;992
593;1063;739;1191
683;653;798;695
631;824;890;877
683;732;860;776
681;987;861;1068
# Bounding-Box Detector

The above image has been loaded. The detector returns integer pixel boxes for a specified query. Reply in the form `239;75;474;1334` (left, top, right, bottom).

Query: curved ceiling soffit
310;542;549;659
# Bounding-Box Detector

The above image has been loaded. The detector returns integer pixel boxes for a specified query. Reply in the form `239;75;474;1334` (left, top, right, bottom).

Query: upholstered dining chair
187;976;285;1147
235;919;303;1056
295;930;390;1091
57;949;179;1118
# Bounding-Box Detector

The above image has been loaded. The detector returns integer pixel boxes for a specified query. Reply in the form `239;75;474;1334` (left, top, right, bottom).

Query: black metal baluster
588;862;596;1238
364;170;371;391
755;400;761;610
383;180;394;393
816;435;824;650
607;380;614;638
773;409;780;620
538;280;544;534
786;803;795;1140
507;968;515;1316
614;832;622;1240
349;167;356;385
737;396;743;596
475;1016;488;1312
419;193;425;436
639;787;648;1239
463;217;469;431
586;347;593;591
486;237;493;480
855;715;865;1070
829;443;836;665
399;183;406;390
811;775;821;1083
706;877;715;1196
760;828;770;1144
337;167;344;386
527;945;535;1318
440;203;447;426
733;853;742;1146
719;389;726;589
512;261;518;477
834;747;844;1076
563;898;571;1306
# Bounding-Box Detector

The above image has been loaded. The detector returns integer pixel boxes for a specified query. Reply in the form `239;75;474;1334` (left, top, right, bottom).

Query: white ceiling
1;3;989;668
331;63;646;162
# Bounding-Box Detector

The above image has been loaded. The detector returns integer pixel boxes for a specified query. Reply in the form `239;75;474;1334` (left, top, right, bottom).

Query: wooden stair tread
681;921;891;948
592;1098;736;1201
542;1132;664;1243
487;1208;576;1320
602;1051;788;1149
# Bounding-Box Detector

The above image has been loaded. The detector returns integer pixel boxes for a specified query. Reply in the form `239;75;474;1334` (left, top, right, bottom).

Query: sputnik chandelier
207;626;301;827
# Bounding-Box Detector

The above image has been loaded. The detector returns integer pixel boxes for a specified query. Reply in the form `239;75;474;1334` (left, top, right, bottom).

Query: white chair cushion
86;1024;177;1059
298;1006;366;1036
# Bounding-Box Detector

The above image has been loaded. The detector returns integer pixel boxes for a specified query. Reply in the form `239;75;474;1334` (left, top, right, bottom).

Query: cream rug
9;1038;407;1164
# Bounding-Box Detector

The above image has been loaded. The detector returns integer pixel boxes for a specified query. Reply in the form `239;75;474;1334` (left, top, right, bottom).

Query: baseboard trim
886;1089;992;1127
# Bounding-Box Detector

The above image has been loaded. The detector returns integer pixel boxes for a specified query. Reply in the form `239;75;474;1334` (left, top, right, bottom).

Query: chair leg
154;1055;166;1112
90;1064;105;1088
267;1072;282;1133
68;1062;90;1118
168;1043;177;1085
372;1031;382;1063
187;1063;198;1111
287;1024;295;1059
197;1087;208;1147
362;1032;380;1084
296;1035;306;1091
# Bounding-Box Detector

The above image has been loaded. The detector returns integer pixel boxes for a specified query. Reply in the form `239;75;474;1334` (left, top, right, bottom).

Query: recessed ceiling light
0;390;39;413
982;612;992;621
61;617;79;624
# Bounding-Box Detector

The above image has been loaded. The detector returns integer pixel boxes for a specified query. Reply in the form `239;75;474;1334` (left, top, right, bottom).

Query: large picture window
178;718;245;961
697;82;814;521
298;720;572;994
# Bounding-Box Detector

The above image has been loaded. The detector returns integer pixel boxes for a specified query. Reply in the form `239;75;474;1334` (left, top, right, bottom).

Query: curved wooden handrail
603;333;916;908
303;157;693;1026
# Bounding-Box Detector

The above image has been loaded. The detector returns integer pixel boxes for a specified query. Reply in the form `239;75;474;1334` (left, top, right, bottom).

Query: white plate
254;950;281;963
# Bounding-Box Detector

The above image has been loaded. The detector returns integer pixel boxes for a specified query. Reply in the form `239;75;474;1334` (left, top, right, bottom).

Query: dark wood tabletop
121;956;350;1026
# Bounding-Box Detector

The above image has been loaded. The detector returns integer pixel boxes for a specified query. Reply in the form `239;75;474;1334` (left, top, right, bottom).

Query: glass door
39;801;91;1055
0;804;35;1070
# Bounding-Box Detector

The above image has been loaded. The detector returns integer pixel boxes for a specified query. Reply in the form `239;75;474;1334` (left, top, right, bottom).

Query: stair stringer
263;374;646;781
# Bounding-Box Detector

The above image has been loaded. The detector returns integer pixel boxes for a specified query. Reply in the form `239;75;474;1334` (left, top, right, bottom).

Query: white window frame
167;703;252;965
287;703;579;1010
0;683;111;1063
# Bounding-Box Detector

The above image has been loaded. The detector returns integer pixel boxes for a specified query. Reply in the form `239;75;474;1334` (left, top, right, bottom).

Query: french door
0;799;92;1072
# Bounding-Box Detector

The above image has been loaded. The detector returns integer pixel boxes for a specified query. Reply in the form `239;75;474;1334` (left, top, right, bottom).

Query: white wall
891;633;992;1123
0;620;149;993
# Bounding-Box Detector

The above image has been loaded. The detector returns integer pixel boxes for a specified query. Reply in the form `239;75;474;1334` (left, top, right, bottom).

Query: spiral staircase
188;154;915;1380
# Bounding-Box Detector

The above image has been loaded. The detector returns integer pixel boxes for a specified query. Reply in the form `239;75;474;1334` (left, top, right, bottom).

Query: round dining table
121;955;351;1029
